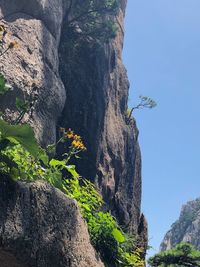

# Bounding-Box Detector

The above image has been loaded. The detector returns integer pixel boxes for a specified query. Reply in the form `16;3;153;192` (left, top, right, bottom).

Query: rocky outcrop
0;0;67;146
160;197;200;251
59;0;144;236
0;0;146;247
0;175;104;267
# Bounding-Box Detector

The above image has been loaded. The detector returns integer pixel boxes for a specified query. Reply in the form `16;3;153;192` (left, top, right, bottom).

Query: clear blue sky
123;0;200;257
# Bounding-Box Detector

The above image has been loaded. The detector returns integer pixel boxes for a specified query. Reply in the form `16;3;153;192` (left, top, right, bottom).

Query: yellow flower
64;129;74;139
62;128;86;150
72;140;79;147
73;134;81;140
72;139;86;150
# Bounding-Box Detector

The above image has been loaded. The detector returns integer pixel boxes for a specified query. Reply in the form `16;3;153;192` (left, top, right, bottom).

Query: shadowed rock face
0;0;147;253
59;0;145;238
0;176;104;267
0;249;29;267
160;197;200;251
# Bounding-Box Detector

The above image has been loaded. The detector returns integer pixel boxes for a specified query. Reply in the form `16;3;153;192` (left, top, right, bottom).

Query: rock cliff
0;175;104;267
0;0;147;260
160;197;200;251
58;0;144;237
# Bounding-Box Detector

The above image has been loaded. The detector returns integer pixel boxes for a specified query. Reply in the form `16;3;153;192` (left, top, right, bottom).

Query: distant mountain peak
160;197;200;251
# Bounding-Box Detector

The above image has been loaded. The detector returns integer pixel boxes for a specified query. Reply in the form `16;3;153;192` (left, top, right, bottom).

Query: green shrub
0;24;144;267
0;122;144;266
148;242;200;267
66;0;119;43
63;175;144;267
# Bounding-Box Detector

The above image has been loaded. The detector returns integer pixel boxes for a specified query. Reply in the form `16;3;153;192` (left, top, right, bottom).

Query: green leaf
0;154;18;169
49;159;65;168
0;73;11;95
0;119;47;163
15;97;29;112
66;165;79;177
112;228;125;243
81;203;91;212
38;149;49;165
46;143;56;154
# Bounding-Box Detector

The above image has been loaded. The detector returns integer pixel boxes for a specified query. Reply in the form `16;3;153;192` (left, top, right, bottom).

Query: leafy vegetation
59;0;119;87
0;73;12;95
65;0;119;43
63;175;145;266
0;115;144;266
0;18;144;267
126;96;157;124
148;242;200;267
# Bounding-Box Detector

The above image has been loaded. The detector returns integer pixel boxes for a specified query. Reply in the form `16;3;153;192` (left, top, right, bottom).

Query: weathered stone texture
0;0;147;258
0;176;104;267
59;0;144;237
0;0;67;146
160;197;200;251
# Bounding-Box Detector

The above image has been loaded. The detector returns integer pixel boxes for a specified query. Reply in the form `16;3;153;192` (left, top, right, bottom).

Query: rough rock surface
59;0;144;237
160;197;200;251
0;176;104;267
0;0;67;146
0;0;146;247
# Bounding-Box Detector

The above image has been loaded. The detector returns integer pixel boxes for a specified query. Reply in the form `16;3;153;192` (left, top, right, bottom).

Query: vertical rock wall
59;0;146;238
0;0;147;251
0;0;67;146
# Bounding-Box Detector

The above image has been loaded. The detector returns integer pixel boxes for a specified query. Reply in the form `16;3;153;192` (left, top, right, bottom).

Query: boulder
0;176;104;267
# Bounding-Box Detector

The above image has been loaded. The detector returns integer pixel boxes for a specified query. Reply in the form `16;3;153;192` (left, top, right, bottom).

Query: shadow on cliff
58;25;109;181
0;4;83;266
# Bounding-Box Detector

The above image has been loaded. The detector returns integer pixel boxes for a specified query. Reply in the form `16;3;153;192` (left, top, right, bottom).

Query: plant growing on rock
126;96;157;124
0;24;18;56
0;25;18;95
148;242;200;267
65;0;119;43
0;121;144;266
63;173;145;267
0;20;144;267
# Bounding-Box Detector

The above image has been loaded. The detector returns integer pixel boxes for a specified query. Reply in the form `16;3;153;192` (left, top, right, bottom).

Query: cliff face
0;176;104;267
0;0;146;254
0;0;67;146
160;197;200;251
59;0;144;236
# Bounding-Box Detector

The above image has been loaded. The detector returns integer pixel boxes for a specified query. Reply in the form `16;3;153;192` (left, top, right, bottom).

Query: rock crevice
0;0;147;263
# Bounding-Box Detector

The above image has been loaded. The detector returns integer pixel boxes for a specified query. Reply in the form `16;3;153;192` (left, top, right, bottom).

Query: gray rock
160;197;200;251
0;0;147;250
0;0;67;146
0;175;104;267
58;0;144;237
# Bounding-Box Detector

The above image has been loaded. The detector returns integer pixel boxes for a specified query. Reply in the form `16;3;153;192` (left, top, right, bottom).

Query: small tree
148;242;200;267
126;96;156;124
65;0;119;42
